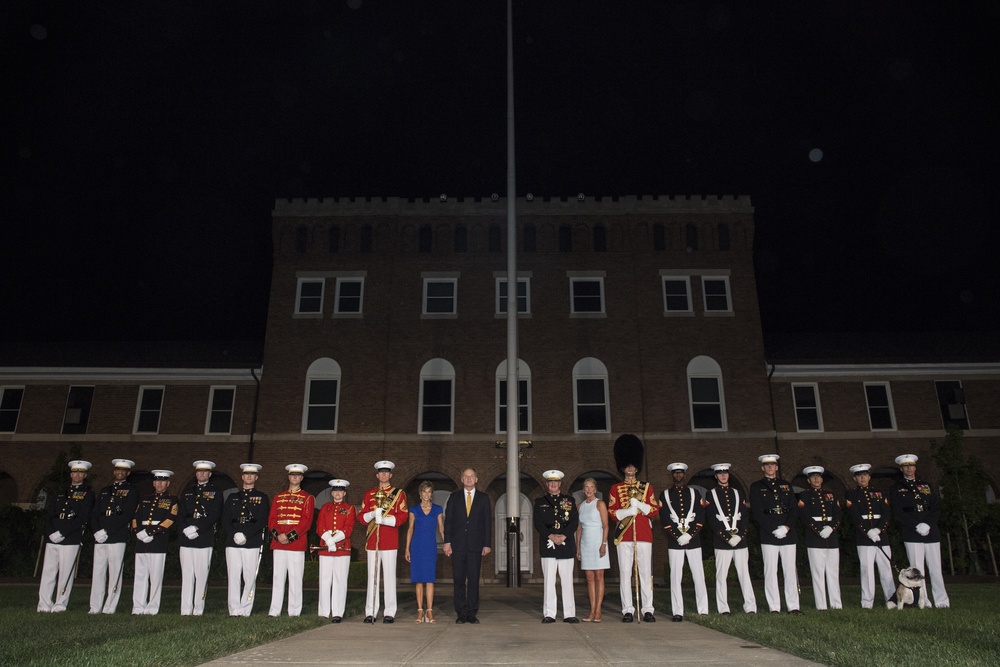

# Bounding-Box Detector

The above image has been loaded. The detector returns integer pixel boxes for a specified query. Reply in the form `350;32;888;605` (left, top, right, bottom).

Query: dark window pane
796;410;820;431
577;405;607;431
865;385;888;407
136;411;160;433
793;386;817;408
63;386;94;434
423;379;452;405
0;388;23;410
523;225;536;252
310;380;338;405
422;406;451;432
211;388;235;411
692;405;723;429
209;411;231;433
718;223;730;251
663;279;689;311
419;225;432;253
455;225;468;252
307;406;337;431
869;408;893;430
329;226;340;252
685;224;698;251
576;378;605;404
489;226;502;252
593;225;606;252
140;389;163;411
690;377;720;402
559;225;572;252
653;224;665;251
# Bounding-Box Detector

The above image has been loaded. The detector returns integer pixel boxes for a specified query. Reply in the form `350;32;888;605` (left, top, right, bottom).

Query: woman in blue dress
405;481;444;623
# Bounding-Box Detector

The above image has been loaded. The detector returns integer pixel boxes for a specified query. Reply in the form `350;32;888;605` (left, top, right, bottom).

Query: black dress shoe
541;616;556;624
642;612;655;623
563;617;579;624
468;616;480;624
671;615;683;622
363;616;374;624
456;616;466;624
788;609;802;615
721;611;731;616
622;612;634;623
383;615;394;623
331;616;342;623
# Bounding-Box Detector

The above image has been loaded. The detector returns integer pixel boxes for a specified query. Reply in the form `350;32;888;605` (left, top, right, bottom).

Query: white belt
811;517;831;522
864;514;882;519
140;520;161;526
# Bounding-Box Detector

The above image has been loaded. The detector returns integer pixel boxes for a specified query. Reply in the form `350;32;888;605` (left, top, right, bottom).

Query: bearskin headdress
613;433;645;476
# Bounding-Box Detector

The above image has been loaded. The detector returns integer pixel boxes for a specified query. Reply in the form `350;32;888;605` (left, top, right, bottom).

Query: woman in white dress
575;478;610;622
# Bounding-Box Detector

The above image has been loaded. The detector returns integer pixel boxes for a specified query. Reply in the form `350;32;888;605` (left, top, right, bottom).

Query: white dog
887;567;930;610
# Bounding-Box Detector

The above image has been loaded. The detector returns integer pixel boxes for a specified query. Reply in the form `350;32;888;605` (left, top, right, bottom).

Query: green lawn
2;584;364;667
657;583;1000;667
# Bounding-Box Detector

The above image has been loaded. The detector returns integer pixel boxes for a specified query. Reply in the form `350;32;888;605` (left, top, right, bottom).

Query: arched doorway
494;492;533;576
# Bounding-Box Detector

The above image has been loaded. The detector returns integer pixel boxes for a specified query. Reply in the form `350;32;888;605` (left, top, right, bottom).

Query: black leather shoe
331;616;342;623
383;615;394;623
721;611;731;616
563;617;579;624
468;616;480;624
541;616;556;624
671;615;683;622
622;612;634;623
788;609;802;615
456;616;466;624
642;612;655;623
363;616;374;624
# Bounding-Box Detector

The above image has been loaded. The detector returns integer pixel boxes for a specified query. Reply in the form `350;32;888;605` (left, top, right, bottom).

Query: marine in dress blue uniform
89;458;139;614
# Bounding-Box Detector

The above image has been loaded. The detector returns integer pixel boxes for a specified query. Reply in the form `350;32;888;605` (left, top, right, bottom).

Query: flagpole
504;0;521;588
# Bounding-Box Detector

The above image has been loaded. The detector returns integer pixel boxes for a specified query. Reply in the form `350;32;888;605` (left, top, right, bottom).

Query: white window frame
791;382;824;432
495;276;531;316
205;385;236;435
419;358;455;434
864;382;897;431
702;276;732;314
295;277;325;316
334;276;365;316
568;273;606;317
0;385;25;433
62;385;94;435
133;385;165;435
572;357;610;433
495;359;532;434
661;275;693;314
422;275;459;317
687;356;727;431
302;358;342;433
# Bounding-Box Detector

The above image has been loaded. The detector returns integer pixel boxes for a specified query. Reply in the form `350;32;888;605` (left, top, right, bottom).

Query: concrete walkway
200;585;821;666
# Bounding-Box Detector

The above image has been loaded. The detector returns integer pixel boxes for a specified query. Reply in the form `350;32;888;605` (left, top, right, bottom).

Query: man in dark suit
443;468;492;624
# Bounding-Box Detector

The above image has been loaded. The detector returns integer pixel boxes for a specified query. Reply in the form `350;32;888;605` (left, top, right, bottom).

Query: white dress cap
803;465;825;476
543;470;565;481
193;460;216;471
151;469;174;479
849;463;872;474
240;463;263;474
112;459;135;470
711;463;731;473
285;463;308;474
68;460;92;472
895;454;918;466
374;460;395;472
758;454;780;464
328;479;350;489
667;462;688;472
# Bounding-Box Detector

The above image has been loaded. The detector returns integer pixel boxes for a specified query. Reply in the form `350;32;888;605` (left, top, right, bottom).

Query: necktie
466;491;472;516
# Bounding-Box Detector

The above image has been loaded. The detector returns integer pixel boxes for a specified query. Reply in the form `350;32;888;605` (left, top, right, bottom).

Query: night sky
4;2;998;346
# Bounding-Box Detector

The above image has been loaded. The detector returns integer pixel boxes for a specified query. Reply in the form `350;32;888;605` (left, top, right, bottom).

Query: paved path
200;585;821;666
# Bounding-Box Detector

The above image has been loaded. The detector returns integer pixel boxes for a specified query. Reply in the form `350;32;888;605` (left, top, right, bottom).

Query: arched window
495;359;531;433
573;357;609;433
687;356;726;431
593;225;607;252
559;225;572;252
419;225;432;253
303;358;342;433
717;223;730;251
685;223;698;251
523;224;536;252
419;359;455;434
653;223;666;251
488;225;502;253
454;225;468;252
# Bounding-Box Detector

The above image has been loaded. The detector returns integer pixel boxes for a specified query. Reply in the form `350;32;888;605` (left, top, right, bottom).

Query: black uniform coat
133;493;179;554
660;485;708;549
91;480;139;544
749;477;797;546
890;477;942;543
45;483;95;546
222;488;270;549
178;481;224;549
797;487;842;549
845;486;890;547
533;493;579;560
705;485;751;550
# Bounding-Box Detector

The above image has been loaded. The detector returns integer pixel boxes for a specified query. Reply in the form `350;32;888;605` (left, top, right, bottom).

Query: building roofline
0;367;263;383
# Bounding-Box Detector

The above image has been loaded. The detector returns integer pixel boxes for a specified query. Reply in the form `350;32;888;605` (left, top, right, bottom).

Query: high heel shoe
582;612;595;622
426;608;436;624
415;609;424;624
593;610;602;623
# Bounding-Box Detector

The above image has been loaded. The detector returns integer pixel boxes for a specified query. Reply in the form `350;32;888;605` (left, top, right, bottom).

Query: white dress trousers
714;548;757;613
179;546;213;615
37;543;80;612
226;546;261;616
615;541;654;615
761;543;800;612
269;550;306;617
904;541;950;608
318;555;351;618
89;542;127;614
541;557;576;619
365;549;398;617
807;547;842;610
669;548;709;616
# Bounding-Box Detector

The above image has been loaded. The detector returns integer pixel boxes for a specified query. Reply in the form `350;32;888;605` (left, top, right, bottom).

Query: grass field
657;583;1000;667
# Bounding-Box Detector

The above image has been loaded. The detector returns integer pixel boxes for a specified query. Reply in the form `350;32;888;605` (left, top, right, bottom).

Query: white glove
381;516;396;527
330;530;345;544
183;525;199;539
615;506;638;520
629;498;652;515
362;510;375;523
136;529;150;542
320;530;333;542
728;535;742;547
772;525;789;539
323;536;336;550
546;539;555;549
676;532;692;546
916;523;930;536
373;508;385;521
819;526;834;539
867;528;881;542
49;531;64;544
93;529;108;544
234;532;247;546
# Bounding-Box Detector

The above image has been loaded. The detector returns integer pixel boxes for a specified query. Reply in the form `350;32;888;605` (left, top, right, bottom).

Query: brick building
3;195;998;580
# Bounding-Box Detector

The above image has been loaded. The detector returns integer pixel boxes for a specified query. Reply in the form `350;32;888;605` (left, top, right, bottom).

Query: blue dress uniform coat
133;492;179;553
45;483;95;546
92;480;139;544
797;487;842;549
179;481;224;548
660;485;708;549
706;485;751;549
846;486;889;547
749;477;797;545
223;488;270;548
890;478;942;543
533;493;579;558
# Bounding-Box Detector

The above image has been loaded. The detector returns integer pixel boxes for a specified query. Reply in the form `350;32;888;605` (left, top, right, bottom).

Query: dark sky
3;1;998;344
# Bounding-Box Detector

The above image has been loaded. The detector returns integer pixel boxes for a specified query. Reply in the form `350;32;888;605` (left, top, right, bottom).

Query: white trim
302;358;342;434
769;362;1000;379
418;359;455;434
864;382;897;432
791;382;824;432
205;385;236;435
334;276;365;315
422;277;458;316
701;275;732;313
661;275;693;314
572;358;610;433
133;385;164;435
495;277;531;316
687;356;727;432
569;276;606;316
294;277;325;316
